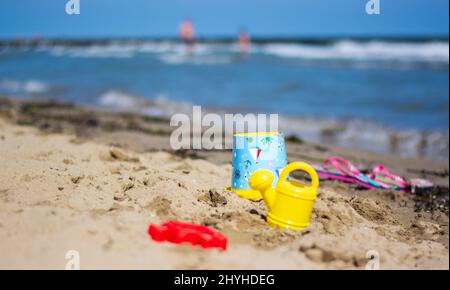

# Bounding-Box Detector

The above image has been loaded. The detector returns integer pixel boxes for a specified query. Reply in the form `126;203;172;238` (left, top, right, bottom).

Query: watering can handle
278;162;319;189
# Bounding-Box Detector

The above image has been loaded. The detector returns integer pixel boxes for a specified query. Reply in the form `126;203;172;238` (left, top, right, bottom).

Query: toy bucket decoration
227;132;287;200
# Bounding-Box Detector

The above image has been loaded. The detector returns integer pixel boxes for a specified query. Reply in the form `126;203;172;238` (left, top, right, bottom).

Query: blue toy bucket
229;132;287;200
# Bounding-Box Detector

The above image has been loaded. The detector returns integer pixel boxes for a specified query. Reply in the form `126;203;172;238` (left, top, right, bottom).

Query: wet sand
0;97;448;269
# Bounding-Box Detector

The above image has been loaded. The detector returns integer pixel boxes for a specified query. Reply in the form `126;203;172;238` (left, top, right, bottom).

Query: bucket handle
278;162;319;190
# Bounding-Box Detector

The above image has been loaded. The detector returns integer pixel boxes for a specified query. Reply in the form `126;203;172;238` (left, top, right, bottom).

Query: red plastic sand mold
148;221;227;251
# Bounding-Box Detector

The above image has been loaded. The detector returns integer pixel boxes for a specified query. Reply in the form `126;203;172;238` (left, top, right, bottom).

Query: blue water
0;40;449;158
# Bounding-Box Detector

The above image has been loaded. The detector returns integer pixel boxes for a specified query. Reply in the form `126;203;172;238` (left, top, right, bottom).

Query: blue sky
0;0;448;38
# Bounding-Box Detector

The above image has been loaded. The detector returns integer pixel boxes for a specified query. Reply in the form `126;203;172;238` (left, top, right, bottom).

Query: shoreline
3;89;448;162
0;96;448;269
1;96;448;187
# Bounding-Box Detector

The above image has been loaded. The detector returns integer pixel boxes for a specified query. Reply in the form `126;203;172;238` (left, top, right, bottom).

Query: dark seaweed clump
413;186;449;216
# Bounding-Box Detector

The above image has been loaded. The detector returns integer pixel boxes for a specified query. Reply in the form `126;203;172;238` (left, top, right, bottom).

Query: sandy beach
0;96;448;269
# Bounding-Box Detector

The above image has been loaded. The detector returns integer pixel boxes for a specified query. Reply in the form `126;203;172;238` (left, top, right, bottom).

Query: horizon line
0;34;448;44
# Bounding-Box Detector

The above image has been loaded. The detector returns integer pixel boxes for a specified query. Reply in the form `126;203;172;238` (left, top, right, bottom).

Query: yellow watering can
249;162;319;231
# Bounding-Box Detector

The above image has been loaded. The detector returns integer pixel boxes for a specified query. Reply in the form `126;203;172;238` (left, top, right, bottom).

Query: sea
0;38;448;160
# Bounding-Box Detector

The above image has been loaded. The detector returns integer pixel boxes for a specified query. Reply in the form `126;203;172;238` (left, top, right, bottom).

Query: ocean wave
39;40;450;66
50;44;136;58
0;79;50;94
97;90;193;117
142;95;193;117
155;42;237;65
47;42;228;59
278;116;449;160
158;53;235;65
262;41;449;64
104;91;448;160
97;88;450;160
98;90;152;110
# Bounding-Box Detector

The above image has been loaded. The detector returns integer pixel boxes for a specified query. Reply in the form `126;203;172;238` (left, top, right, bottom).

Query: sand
0;97;448;269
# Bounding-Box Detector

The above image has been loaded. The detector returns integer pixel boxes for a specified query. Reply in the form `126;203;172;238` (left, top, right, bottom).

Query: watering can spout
249;170;276;209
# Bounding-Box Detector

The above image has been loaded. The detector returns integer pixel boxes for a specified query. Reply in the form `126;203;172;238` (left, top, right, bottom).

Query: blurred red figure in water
238;29;251;57
179;19;196;55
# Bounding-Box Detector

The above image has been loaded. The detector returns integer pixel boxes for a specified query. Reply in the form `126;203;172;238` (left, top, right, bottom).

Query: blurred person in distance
179;18;196;55
238;28;251;58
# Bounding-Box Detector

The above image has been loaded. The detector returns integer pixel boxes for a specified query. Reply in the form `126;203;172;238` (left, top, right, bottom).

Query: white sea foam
143;91;450;160
97;90;193;117
141;95;193;117
48;42;222;59
46;41;236;62
262;41;449;63
137;42;178;54
117;91;449;160
98;90;151;110
96;89;450;160
156;43;236;65
43;40;449;66
158;53;235;65
0;79;50;94
50;44;135;58
278;115;449;160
